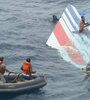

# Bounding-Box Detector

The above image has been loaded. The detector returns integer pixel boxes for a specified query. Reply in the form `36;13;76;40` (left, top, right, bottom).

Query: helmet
0;56;4;61
26;58;31;62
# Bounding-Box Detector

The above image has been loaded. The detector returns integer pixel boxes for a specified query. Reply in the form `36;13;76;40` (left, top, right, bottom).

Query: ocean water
0;0;90;100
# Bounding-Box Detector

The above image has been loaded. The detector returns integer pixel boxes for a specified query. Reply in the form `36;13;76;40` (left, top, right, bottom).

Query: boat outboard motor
86;61;90;71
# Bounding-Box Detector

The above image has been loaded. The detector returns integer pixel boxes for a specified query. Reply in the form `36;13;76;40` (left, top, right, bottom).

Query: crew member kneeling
21;58;36;80
0;56;10;83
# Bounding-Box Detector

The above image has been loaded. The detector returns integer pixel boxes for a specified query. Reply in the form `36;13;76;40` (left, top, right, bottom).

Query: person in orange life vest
0;56;10;83
21;58;36;80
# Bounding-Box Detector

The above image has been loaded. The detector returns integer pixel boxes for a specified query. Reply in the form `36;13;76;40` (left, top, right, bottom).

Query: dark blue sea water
0;0;90;100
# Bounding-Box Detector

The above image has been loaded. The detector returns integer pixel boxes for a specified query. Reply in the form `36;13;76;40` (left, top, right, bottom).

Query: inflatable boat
0;72;47;93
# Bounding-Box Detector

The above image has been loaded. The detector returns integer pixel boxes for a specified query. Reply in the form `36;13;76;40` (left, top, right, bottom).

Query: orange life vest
0;61;5;73
22;61;32;76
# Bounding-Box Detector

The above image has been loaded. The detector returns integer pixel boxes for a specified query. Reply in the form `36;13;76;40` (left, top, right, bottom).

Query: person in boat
0;56;10;83
52;15;59;23
21;58;36;80
79;16;89;33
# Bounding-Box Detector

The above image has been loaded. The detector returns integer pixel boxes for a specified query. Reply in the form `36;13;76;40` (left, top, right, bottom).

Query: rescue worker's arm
29;65;36;74
31;70;36;73
0;64;10;73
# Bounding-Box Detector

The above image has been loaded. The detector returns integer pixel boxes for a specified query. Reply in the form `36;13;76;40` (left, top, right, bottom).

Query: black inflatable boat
0;73;47;93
